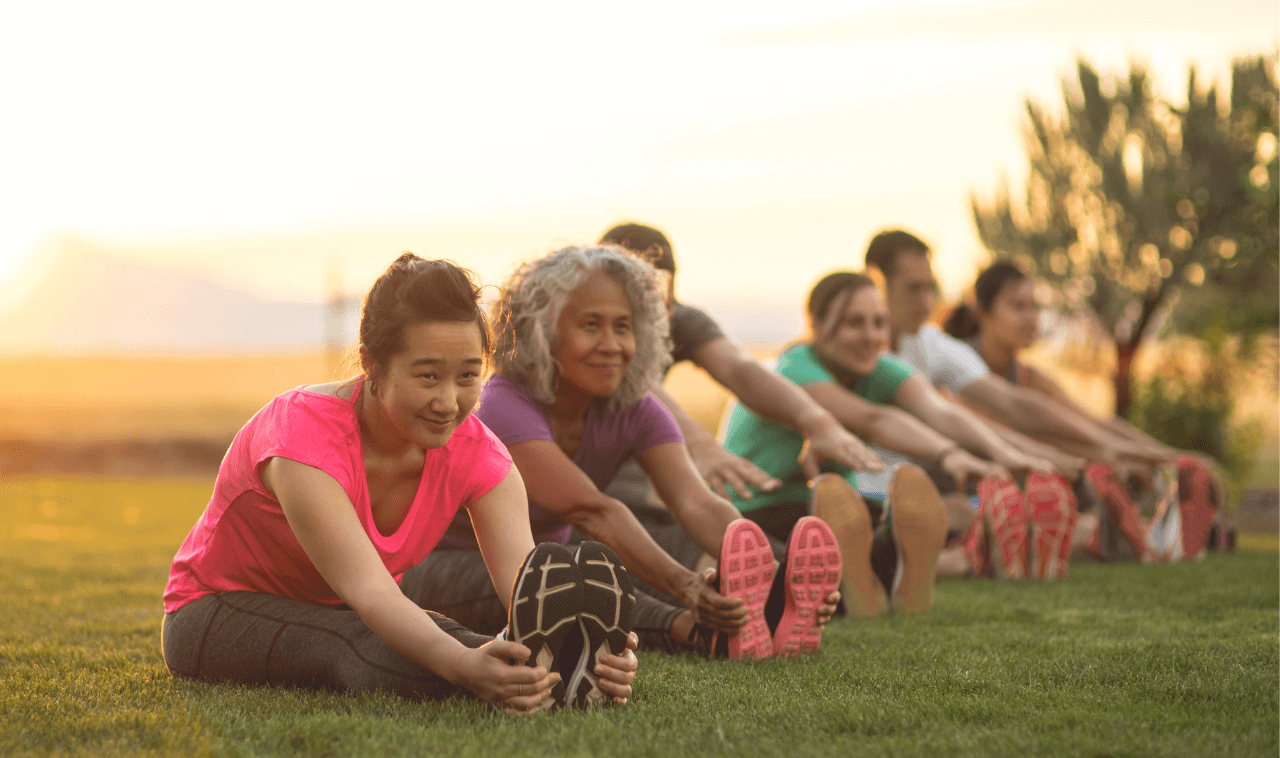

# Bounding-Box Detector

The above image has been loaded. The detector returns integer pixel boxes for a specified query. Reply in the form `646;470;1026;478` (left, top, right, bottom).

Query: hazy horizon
1;0;1275;355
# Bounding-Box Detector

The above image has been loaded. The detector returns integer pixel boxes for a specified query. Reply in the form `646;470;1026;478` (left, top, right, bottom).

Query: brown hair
600;222;676;275
359;253;492;386
807;271;878;340
943;260;1030;340
864;229;930;280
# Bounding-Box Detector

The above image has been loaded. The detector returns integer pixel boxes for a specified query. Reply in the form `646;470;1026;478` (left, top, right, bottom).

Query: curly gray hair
491;245;672;411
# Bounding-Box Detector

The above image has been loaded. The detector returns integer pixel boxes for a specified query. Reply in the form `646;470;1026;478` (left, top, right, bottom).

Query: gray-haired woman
411;245;842;662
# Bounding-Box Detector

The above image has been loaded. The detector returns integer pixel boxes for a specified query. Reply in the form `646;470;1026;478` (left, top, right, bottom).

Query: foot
1176;455;1218;561
977;476;1028;580
1085;463;1148;561
773;516;842;657
568;541;635;707
811;474;887;619
887;465;948;613
508;543;583;709
1026;472;1077;581
718;519;775;659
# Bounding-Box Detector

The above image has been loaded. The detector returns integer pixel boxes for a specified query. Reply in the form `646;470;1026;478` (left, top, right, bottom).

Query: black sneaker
567;541;635;707
508;543;583;709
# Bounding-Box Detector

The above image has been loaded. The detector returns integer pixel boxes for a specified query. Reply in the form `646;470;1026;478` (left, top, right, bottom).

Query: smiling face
365;320;485;449
812;284;890;377
553;269;636;401
980;277;1039;350
885;251;938;336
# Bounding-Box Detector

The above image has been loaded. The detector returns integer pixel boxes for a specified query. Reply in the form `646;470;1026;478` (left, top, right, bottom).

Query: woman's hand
798;424;885;479
454;640;561;714
593;632;639;705
992;447;1055;476
816;589;841;626
687;437;781;501
679;567;749;632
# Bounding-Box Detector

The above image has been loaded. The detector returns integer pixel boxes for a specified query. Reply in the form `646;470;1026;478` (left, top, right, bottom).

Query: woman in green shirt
724;272;1073;616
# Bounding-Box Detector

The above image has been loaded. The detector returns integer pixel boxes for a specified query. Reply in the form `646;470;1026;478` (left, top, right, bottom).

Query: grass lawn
1;476;1276;757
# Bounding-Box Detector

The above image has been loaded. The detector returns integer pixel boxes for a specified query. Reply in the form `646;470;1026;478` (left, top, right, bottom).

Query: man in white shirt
863;229;1156;468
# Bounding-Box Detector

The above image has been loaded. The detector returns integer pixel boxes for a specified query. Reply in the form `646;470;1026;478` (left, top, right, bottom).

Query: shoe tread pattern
570;541;635;707
720;520;775;659
508;543;583;708
773;517;841;657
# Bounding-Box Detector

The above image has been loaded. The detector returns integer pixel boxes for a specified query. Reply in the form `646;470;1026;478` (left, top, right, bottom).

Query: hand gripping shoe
566;541;635;707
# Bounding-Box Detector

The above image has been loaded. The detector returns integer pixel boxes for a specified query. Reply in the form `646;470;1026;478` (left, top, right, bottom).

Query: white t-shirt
892;324;990;393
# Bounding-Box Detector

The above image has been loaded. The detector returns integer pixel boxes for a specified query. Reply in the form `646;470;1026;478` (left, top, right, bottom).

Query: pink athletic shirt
163;377;513;613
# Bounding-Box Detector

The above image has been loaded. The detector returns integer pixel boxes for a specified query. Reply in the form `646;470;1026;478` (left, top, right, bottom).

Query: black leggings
162;591;488;699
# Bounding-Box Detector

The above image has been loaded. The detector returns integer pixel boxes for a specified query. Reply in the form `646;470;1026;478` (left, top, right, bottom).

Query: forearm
572;497;696;602
864;407;957;464
1007;388;1115;448
349;585;471;684
727;360;838;436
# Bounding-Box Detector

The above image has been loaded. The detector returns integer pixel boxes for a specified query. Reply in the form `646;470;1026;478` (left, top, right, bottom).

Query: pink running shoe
977;476;1028;580
1085;463;1148;561
773;516;842;657
1025;472;1077;581
719;519;775;659
1177;455;1218;562
811;474;887;619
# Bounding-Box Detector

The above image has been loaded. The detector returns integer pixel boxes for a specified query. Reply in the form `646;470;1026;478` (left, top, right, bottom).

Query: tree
972;55;1278;417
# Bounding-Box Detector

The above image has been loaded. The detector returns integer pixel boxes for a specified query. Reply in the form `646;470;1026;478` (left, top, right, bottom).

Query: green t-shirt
722;344;916;513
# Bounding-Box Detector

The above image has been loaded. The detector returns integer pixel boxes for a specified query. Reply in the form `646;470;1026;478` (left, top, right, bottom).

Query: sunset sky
1;0;1275;347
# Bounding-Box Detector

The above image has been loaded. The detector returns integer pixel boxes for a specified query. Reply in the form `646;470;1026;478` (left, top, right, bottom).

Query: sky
0;0;1275;345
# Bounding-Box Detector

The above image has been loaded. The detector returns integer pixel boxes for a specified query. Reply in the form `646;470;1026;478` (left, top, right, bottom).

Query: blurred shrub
1127;332;1264;510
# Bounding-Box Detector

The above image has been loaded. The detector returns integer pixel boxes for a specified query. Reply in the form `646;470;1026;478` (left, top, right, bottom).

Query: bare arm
690;337;882;475
893;375;1053;475
652;384;781;500
962;371;1167;460
803;380;1006;487
637;441;743;556
954;393;1086;477
1021;365;1178;460
508;440;746;631
261;458;556;712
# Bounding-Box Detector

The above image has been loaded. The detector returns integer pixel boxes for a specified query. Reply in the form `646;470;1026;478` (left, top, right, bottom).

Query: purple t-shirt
439;374;684;547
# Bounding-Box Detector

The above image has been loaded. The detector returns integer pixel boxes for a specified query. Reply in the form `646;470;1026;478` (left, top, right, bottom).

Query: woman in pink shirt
162;254;638;712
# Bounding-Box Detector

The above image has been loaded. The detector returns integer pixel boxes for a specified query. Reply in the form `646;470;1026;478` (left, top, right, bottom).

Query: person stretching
417;245;842;659
944;260;1219;562
162;255;637;712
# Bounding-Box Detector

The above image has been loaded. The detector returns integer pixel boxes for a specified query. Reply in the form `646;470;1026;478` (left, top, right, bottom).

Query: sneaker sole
508;543;583;709
1026;472;1076;581
720;519;775;659
569;542;635;707
979;476;1028;580
1086;463;1148;561
773;516;842;657
888;466;947;614
811;475;886;619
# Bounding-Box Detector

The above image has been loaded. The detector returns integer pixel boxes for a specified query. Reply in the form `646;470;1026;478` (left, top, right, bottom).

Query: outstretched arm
652;384;782;500
893;375;1054;475
690;337;884;476
508;440;747;632
262;458;556;713
960;374;1167;464
802;380;1006;489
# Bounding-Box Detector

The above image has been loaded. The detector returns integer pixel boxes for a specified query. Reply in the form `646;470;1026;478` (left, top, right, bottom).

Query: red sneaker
773;516;842;657
1025;472;1077;580
1177;455;1218;561
977;476;1028;580
1085;464;1148;561
719;519;775;659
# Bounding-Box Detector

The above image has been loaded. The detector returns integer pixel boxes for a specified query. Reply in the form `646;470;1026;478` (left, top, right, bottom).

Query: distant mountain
0;247;343;354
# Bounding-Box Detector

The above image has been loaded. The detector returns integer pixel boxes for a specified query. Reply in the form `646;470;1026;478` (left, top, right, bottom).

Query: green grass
1;477;1277;757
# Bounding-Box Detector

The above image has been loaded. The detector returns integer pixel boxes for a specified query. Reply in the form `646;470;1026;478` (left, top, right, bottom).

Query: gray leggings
161;590;489;699
163;545;686;697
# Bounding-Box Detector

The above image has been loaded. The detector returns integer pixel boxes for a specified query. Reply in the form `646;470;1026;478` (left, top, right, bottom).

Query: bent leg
399;548;508;635
162;592;487;699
